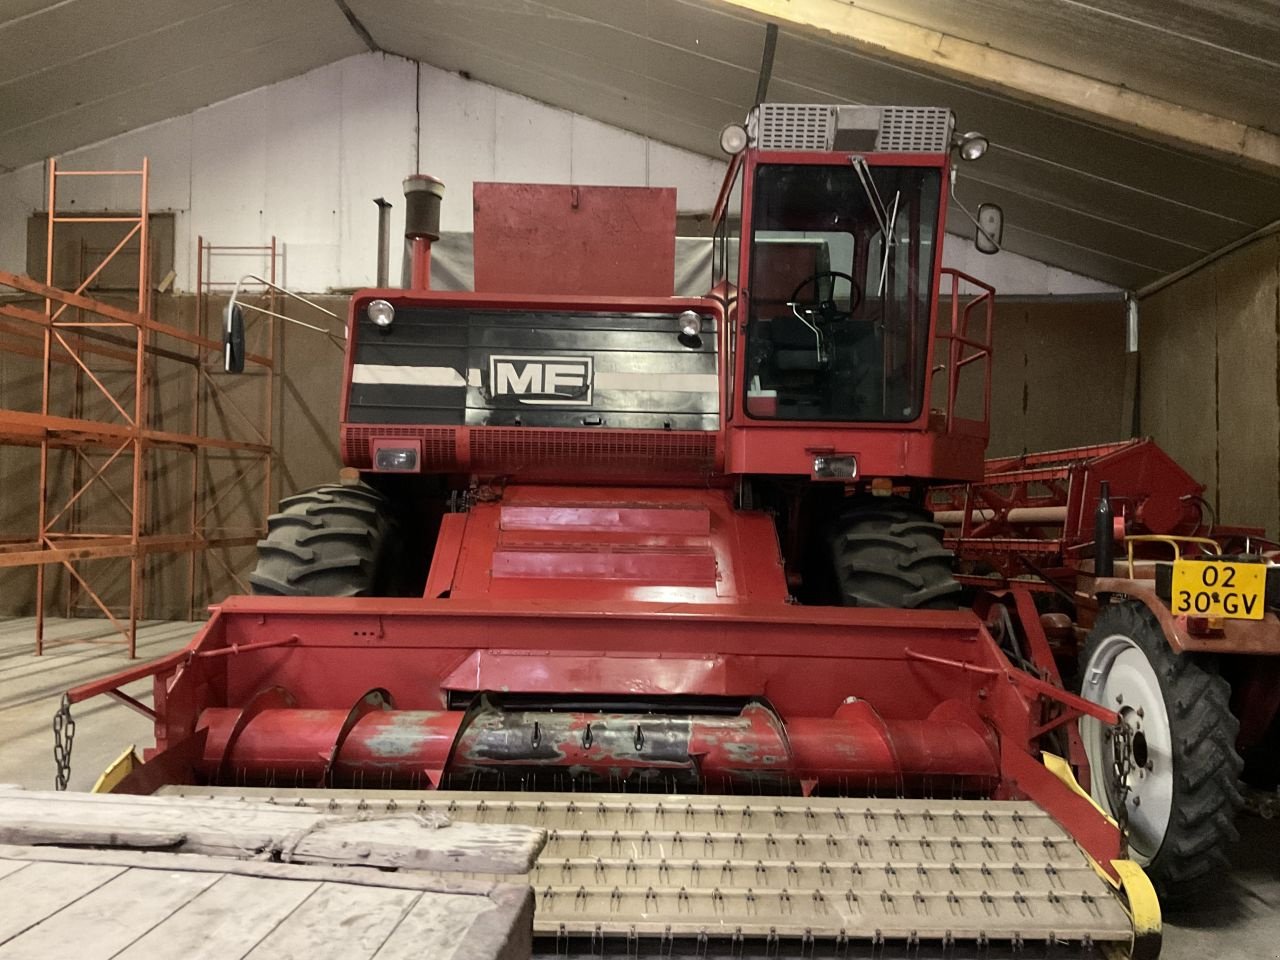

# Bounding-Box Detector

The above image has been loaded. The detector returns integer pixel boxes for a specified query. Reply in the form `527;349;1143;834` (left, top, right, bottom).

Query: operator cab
742;163;939;423
713;103;998;484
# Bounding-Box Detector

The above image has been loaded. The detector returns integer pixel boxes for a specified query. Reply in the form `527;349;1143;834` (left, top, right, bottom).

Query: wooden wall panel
1213;237;1280;534
1141;269;1219;497
1141;234;1280;537
987;299;1127;458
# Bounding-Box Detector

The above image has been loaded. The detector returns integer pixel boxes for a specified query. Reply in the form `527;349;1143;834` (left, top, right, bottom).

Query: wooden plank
0;861;125;944
1120;352;1140;438
1212;235;1280;534
1140;266;1219;508
0;847;533;960
0;860;29;883
0;867;217;959
377;884;533;960
710;0;1280;174
0;792;544;875
0;845;508;898
286;816;545;874
244;882;420;960
372;892;499;960
113;874;320;960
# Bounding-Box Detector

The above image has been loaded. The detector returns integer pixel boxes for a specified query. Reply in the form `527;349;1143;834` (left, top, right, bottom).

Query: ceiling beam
708;0;1280;175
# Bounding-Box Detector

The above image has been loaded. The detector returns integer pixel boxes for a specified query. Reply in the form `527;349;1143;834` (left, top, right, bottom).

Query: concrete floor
1;616;1278;958
0;617;199;793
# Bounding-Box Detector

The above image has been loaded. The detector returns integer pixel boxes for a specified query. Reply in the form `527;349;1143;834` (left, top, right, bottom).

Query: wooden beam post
708;0;1280;174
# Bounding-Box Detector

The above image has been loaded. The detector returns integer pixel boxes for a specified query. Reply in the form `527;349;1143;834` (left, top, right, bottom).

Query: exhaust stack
373;197;392;287
404;174;444;291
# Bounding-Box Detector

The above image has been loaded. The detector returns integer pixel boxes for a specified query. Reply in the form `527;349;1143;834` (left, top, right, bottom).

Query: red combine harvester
931;440;1280;900
68;104;1162;955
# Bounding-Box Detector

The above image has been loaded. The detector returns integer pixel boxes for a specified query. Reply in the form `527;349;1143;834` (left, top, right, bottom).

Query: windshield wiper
851;157;901;297
851;157;892;239
878;192;901;298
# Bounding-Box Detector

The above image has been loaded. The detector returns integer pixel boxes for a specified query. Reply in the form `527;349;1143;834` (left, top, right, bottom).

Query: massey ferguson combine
66;104;1162;956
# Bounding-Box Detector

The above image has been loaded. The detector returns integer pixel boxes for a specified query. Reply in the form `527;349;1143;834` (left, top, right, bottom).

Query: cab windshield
744;163;940;422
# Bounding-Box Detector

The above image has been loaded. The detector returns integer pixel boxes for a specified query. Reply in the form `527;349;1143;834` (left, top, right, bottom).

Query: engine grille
342;425;455;469
343;425;718;477
470;428;717;475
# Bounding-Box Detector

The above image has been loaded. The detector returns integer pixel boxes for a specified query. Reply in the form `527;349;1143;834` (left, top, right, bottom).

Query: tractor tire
1078;600;1244;902
829;498;961;609
249;482;398;597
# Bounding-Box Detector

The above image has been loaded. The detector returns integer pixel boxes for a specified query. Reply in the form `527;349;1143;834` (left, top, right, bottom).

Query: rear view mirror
974;203;1004;255
223;303;245;373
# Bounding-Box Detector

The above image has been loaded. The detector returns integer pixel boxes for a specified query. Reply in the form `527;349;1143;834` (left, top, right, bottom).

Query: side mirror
974;203;1004;255
223;303;245;373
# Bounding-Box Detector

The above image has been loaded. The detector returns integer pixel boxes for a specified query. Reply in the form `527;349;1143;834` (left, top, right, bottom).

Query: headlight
720;123;748;155
678;310;701;338
367;299;395;327
813;455;858;480
956;131;988;161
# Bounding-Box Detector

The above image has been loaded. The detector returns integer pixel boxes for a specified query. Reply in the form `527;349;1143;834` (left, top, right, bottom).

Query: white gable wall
0;52;1115;296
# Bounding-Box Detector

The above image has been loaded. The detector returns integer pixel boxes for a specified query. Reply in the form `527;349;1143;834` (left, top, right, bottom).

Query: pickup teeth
159;787;1135;951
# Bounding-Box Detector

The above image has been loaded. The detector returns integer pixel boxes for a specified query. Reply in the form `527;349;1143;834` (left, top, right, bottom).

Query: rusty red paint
68;589;1124;870
473;183;676;297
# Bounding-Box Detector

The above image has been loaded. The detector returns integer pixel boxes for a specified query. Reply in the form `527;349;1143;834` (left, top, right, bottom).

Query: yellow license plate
1171;561;1266;620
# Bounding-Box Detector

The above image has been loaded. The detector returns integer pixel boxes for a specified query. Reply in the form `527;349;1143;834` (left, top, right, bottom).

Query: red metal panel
67;589;1126;870
423;513;467;599
473;183;676;296
492;546;717;584
500;504;711;535
443;486;787;604
727;421;987;482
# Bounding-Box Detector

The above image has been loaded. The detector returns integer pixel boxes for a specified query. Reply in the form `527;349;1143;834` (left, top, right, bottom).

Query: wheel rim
1079;632;1174;864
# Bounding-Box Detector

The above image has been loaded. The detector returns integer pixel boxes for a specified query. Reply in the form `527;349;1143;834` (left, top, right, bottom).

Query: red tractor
69;104;1162;955
932;439;1280;901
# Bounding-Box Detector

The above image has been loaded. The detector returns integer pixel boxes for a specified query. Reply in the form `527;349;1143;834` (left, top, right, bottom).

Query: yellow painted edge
1040;752;1162;956
1042;750;1118;826
91;745;139;794
1042;751;1121;890
1113;859;1162;937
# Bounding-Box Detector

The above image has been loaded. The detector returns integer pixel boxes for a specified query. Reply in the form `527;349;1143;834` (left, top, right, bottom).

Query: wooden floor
0;845;531;960
0;788;536;960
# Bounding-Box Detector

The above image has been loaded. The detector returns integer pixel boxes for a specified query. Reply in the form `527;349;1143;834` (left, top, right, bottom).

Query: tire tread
1080;601;1243;903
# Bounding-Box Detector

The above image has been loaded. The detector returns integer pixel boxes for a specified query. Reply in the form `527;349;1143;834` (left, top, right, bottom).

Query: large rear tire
249;482;397;597
829;498;961;609
1078;600;1243;902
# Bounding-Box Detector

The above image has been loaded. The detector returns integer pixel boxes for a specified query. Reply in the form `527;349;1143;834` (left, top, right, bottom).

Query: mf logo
488;355;594;406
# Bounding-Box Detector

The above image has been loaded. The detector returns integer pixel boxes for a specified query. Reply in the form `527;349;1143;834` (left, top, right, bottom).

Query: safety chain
52;694;75;791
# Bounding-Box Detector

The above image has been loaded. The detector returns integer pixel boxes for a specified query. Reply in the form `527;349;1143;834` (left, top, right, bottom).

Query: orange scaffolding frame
190;235;280;618
0;157;275;656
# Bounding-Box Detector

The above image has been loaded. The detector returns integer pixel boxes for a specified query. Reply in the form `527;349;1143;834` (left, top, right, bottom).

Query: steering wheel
788;270;862;323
